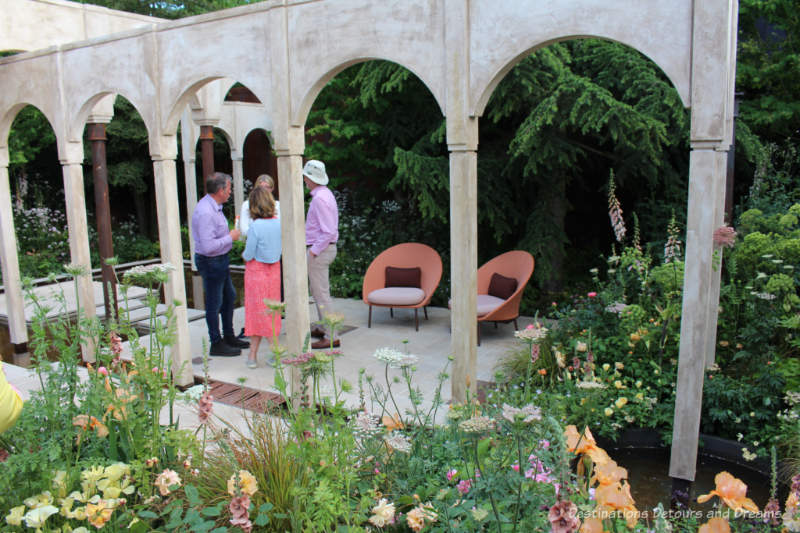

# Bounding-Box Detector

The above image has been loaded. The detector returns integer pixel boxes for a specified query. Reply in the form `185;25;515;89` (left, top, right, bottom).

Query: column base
11;342;30;366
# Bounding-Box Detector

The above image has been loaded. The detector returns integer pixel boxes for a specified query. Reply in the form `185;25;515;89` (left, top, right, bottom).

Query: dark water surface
610;448;771;513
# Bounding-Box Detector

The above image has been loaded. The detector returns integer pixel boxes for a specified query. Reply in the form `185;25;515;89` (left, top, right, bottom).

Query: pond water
610;447;772;513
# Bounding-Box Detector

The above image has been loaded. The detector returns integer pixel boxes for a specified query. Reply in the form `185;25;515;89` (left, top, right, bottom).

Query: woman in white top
240;174;280;236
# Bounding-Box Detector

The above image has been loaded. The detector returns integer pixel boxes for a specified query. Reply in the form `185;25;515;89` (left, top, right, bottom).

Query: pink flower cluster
282;352;315;366
525;454;558;493
608;177;626;243
109;332;123;356
197;391;214;424
713;225;737;248
229;494;252;532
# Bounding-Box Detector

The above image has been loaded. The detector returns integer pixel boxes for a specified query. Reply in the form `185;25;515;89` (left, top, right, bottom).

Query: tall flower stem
473;439;502;531
512;430;524;532
384;365;403;424
523;340;533;403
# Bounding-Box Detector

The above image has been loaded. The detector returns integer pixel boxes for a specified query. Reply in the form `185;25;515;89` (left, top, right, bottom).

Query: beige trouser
308;244;337;324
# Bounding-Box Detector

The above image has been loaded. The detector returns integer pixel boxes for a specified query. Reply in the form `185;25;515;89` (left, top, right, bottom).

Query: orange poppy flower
698;517;730;533
564;425;597;455
697;472;759;513
590;459;628;486
579;517;606;533
595;481;638;528
585;446;612;467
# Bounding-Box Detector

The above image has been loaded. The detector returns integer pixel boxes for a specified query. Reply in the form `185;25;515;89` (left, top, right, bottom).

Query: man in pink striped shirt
302;160;340;349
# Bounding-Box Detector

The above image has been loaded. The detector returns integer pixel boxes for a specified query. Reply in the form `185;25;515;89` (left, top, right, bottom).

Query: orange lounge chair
362;243;443;331
475;250;534;345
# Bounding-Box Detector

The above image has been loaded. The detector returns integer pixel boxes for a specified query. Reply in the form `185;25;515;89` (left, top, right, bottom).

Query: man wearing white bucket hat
303;159;340;349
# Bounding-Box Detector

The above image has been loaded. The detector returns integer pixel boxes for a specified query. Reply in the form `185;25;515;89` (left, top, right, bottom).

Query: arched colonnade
0;0;738;483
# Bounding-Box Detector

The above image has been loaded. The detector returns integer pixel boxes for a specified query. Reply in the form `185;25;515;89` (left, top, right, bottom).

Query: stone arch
70;90;153;144
164;76;269;137
293;57;445;128
0;101;59;151
467;0;692;118
474;34;689;119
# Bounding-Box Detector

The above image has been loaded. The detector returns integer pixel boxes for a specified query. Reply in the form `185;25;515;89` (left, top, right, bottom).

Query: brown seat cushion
488;273;518;300
385;266;421;288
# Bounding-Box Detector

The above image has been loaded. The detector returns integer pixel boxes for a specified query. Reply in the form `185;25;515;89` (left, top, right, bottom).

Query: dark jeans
195;253;236;344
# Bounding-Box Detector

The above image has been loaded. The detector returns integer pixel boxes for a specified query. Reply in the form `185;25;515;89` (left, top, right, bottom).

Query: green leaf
185;484;201;507
201;504;223;517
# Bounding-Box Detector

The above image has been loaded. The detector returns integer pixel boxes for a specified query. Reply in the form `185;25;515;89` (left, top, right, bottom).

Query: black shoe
238;327;248;339
224;335;250;349
310;325;327;339
210;340;240;357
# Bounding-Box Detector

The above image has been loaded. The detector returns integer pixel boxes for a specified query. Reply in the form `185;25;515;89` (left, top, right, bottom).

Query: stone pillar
449;148;478;402
0;147;28;356
199;125;214;187
87;123;117;321
670;147;727;482
180;113;204;310
60;142;97;361
445;0;479;402
152;136;193;387
231;155;244;218
669;0;738;487
275;128;308;400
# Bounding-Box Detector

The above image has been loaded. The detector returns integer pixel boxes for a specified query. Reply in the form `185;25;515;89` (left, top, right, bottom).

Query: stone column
180;113;204;310
445;0;479;402
60;142;97;361
199;125;214;187
669;147;727;482
275;129;308;400
152;136;193;387
231;154;245;218
669;0;738;489
87;122;117;321
0;147;28;359
449;147;478;402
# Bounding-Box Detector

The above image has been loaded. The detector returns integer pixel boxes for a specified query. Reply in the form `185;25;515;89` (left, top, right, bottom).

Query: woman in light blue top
242;186;282;368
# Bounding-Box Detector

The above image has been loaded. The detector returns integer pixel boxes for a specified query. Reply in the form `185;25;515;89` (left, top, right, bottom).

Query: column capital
87;94;116;125
149;135;179;161
58;141;85;166
272;125;305;157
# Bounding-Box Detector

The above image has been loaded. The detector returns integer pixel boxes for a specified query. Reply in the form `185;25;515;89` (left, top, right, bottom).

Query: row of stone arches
0;0;738;483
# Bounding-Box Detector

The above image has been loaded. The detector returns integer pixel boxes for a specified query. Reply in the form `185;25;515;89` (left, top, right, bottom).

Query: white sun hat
302;159;329;186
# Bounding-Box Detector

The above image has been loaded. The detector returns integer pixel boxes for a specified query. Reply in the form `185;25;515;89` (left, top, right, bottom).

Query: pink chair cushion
367;287;426;306
477;294;505;316
447;294;507;317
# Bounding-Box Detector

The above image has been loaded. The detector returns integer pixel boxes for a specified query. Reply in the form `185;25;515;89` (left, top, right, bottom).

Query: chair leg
424;306;428;320
415;309;419;331
477;322;481;346
390;308;393;318
513;318;518;330
368;305;372;328
494;321;498;329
